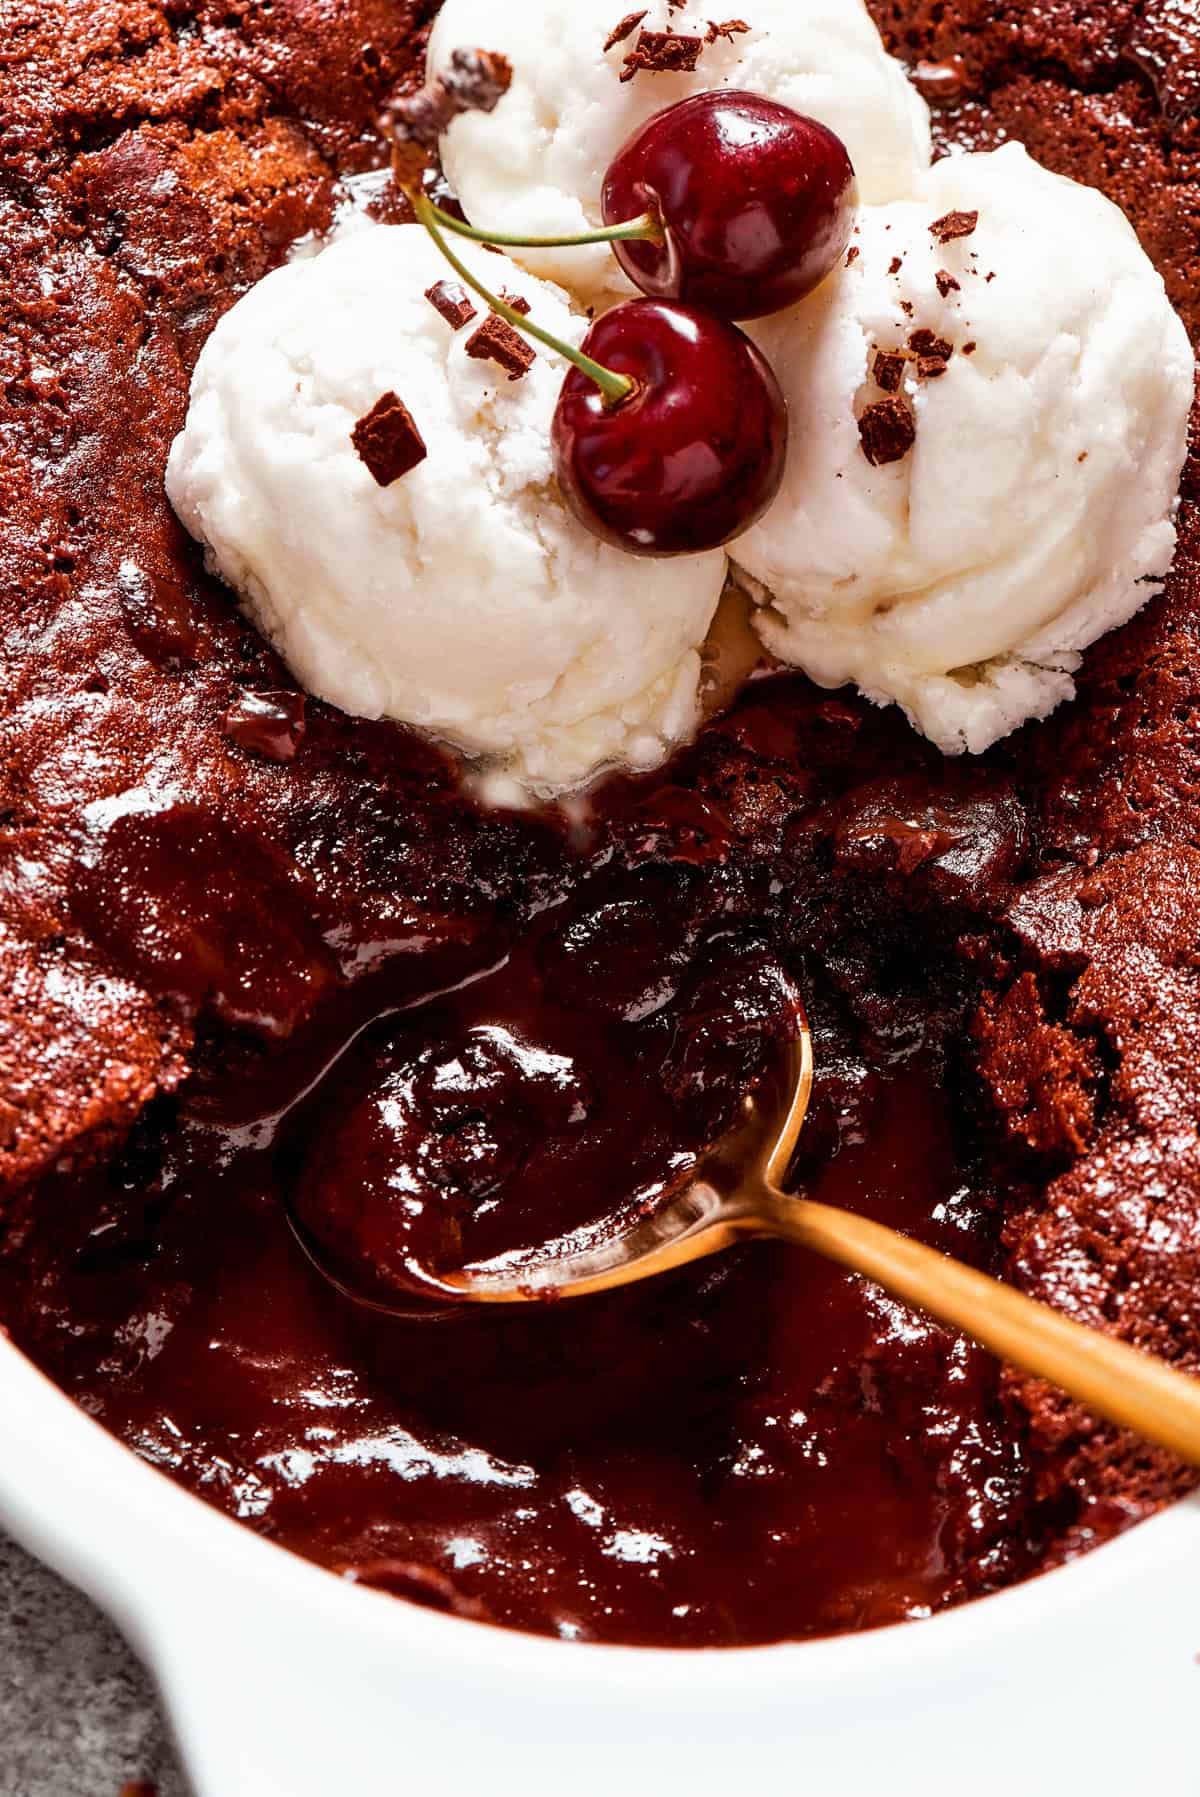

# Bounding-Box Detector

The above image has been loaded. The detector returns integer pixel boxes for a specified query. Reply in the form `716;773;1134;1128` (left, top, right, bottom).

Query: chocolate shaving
859;398;916;468
440;48;514;115
351;391;428;486
384;47;513;183
888;256;903;275
502;290;532;316
929;208;979;243
908;329;953;361
872;350;907;394
705;19;751;42
385;90;443;162
604;10;648;51
425;279;477;330
962;340;978;355
620;29;705;80
845;246;860;266
911;329;953;380
935;270;960;297
466;312;535;380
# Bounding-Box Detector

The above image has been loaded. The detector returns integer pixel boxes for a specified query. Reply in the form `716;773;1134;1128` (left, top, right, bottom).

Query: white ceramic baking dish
1;1331;1197;1797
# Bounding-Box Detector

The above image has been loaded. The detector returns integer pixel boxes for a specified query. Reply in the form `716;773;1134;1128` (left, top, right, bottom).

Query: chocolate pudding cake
0;0;1197;1646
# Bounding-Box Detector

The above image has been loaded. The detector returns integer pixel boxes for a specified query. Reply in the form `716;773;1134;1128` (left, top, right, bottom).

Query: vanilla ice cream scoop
733;143;1194;755
427;0;931;307
166;226;728;796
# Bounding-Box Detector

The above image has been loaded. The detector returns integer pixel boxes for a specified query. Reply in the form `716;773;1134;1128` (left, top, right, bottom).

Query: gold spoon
396;1012;1200;1467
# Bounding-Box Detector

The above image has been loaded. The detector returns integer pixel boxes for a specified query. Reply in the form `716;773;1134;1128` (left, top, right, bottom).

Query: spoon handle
760;1193;1200;1467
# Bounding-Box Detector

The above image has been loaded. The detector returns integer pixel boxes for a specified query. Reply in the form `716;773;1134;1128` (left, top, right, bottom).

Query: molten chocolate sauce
0;676;1042;1645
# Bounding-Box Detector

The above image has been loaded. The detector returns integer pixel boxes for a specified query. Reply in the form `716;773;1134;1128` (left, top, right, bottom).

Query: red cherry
551;299;787;558
602;92;858;322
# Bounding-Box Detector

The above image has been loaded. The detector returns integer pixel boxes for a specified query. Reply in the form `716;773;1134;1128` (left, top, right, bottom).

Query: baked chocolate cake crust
0;0;1197;1644
869;0;1200;1535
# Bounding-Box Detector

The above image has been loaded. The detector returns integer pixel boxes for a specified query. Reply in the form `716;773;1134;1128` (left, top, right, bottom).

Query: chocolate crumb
846;246;860;266
620;29;705;80
603;10;647;52
888;256;903;275
930;209;979;245
859;398;916;468
425;279;477;330
986;271;996;283
908;329;953;361
351;391;428;486
917;356;950;379
705;19;751;42
962;340;977;355
900;300;914;316
223;689;308;763
935;270;961;297
502;290;532;316
873;350;907;394
1078;450;1089;463
466;312;536;380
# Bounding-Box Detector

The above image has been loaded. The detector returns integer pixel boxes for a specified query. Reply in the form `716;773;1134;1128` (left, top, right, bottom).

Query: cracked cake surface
0;0;1197;1645
870;0;1200;1533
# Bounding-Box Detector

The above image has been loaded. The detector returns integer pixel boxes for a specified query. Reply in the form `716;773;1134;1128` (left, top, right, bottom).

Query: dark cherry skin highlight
603;93;859;321
552;300;788;555
410;197;787;559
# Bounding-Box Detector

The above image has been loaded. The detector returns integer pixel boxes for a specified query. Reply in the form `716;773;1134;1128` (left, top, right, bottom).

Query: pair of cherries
417;91;858;556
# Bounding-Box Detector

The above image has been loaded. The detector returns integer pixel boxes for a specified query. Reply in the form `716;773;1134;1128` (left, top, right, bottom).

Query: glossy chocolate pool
1;0;1198;1659
0;676;1050;1645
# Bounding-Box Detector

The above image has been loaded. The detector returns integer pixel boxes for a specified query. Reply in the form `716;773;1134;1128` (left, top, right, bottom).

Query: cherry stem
422;195;665;252
413;192;636;410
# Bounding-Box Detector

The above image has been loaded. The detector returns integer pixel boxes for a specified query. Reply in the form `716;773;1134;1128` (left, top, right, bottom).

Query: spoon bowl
426;1025;814;1303
294;1006;1200;1467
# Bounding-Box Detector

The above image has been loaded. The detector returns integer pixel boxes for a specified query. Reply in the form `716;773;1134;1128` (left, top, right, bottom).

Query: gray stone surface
0;1534;189;1797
